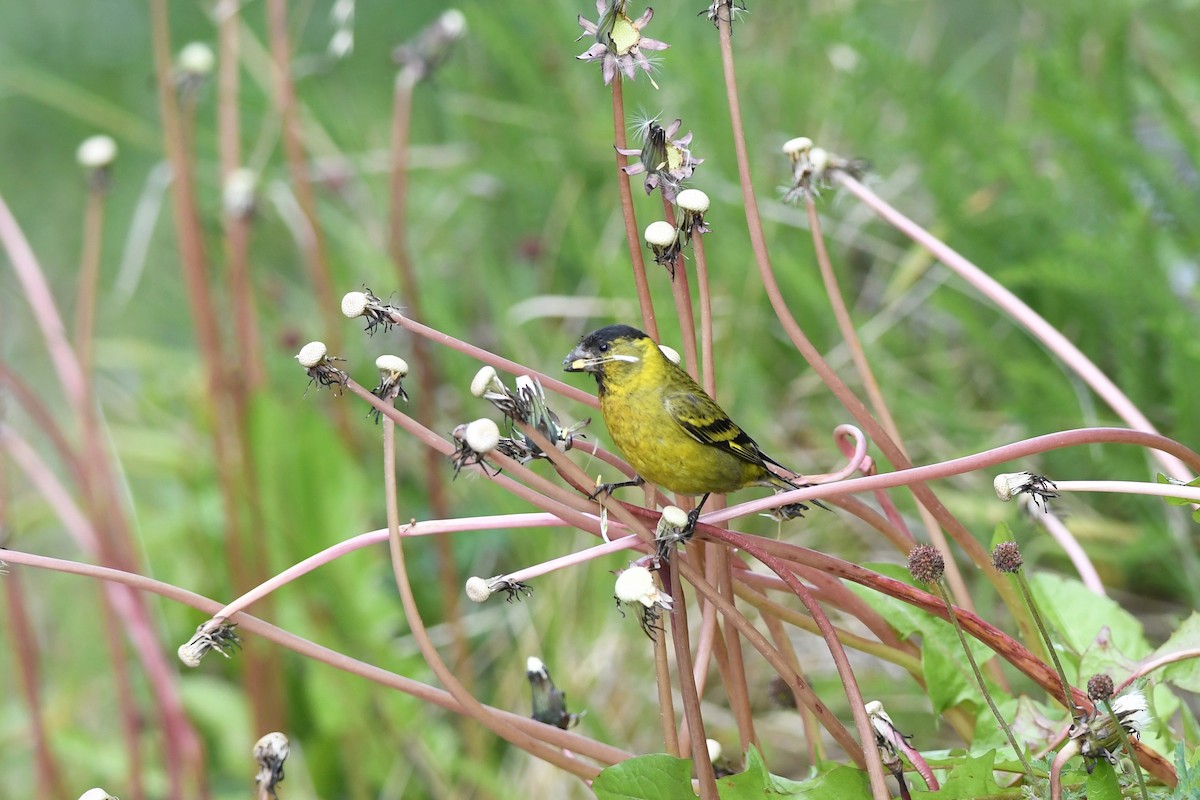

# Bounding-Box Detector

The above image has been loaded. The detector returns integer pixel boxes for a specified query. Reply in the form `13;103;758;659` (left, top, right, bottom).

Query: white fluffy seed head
809;147;830;174
526;656;547;675
676;188;710;213
644;220;677;248
782;136;814;157
464;418;501;454
375;354;408;377
78;790;118;800
614;565;656;606
471;365;500;397
76;135;118;169
295;341;327;368
706;738;722;763
177;42;215;75
658;344;681;364
660;505;689;530
341;291;369;318
440;8;467;37
864;700;884;716
993;472;1033;501
254;731;290;764
465;576;492;602
222;168;257;216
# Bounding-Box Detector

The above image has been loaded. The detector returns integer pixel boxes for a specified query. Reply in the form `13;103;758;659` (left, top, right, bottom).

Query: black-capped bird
563;324;814;531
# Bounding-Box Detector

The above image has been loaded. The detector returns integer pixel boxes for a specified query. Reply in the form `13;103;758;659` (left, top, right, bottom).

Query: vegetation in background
2;1;1200;798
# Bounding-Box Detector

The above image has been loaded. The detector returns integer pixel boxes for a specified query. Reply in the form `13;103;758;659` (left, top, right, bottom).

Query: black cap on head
579;324;648;348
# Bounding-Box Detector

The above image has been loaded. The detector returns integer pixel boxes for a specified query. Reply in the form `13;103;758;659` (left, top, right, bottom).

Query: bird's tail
767;471;831;513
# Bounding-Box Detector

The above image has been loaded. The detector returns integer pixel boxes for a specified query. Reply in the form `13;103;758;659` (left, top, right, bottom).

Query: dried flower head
177;42;215;78
1087;674;1115;702
178;620;241;667
451;418;503;477
78;789;118;800
576;0;668;88
614;563;673;638
907;544;945;583
654;504;691;560
643;219;682;272
993;471;1059;509
77;135;118;170
392;8;468;80
223;168;258;218
527;656;583;730
864;700;909;772
1069;689;1151;770
340;287;402;334
991;541;1023;573
295;341;348;392
254;732;290;799
369;354;410;421
698;0;748;30
767;675;796;709
675;188;711;239
465;575;532;603
781;137;865;202
617;118;703;202
472;371;589;460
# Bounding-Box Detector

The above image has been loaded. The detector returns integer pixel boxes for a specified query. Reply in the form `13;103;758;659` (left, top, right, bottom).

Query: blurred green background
2;0;1199;797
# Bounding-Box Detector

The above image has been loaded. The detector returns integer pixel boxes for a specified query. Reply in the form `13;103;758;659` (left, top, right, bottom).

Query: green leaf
716;748;869;799
849;563;996;714
1155;473;1200;521
1155;612;1200;693
1084;759;1122;800
593;754;697;800
910;751;1005;799
1030;573;1150;670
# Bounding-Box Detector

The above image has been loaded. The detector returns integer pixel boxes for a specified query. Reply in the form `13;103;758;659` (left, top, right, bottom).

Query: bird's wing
663;389;772;469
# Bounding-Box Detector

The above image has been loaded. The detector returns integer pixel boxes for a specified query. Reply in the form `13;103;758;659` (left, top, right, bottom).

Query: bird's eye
598;343;609;352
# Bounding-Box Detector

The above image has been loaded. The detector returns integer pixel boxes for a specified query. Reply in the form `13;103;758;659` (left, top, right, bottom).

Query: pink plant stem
659;194;700;377
610;79;658;339
381;419;599;779
214;0;263;391
199;514;588;626
498;534;643;584
706;528;887;795
2;188;201;797
690;231;716;394
391;313;596;407
1;549;635;767
666;554;719;799
74;185;105;376
265;0;340;351
3;569;66;798
1118;649;1200;692
709;427;1200;524
1027;503;1106;595
834;171;1192;484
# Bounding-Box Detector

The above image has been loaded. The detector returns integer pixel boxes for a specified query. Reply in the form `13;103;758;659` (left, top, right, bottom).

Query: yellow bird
563;324;813;528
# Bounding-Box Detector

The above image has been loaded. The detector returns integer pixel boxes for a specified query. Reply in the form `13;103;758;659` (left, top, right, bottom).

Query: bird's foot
588;476;644;501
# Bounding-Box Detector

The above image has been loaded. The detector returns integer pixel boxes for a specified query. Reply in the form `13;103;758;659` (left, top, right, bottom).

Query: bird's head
562;324;657;389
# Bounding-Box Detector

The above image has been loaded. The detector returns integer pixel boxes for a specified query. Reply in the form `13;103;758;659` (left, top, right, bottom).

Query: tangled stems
1;548;632;767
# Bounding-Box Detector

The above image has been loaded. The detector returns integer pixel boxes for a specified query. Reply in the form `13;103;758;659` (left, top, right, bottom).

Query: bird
562;324;814;535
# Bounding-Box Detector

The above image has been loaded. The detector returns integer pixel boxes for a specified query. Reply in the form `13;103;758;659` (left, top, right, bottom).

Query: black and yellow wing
663;386;786;473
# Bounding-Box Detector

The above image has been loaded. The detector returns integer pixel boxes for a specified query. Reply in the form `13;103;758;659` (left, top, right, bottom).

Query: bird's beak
562;344;596;373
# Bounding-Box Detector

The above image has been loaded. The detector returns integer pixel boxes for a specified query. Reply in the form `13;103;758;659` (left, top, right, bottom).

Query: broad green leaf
1030;573;1150;669
910;751;1005;799
714;746;870;798
849;563;995;714
1084;759;1122;800
593;754;696;800
1156;612;1200;692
